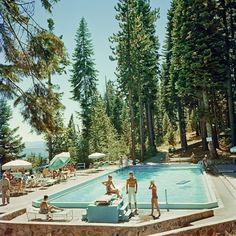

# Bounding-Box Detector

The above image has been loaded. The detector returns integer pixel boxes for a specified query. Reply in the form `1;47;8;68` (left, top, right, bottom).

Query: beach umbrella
88;152;106;160
49;152;70;170
2;159;32;170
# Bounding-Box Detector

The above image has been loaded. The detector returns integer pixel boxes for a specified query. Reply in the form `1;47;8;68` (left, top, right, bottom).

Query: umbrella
2;159;32;170
49;152;70;170
88;152;106;160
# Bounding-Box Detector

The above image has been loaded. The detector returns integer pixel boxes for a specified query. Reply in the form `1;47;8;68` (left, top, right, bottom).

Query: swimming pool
33;164;218;209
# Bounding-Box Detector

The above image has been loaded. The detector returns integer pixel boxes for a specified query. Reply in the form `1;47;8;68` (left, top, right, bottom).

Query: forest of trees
0;0;235;165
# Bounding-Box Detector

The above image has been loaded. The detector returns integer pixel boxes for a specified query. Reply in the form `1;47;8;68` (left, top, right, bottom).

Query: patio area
0;161;236;235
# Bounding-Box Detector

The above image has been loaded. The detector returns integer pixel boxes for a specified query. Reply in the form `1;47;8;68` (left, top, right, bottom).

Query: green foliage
110;0;160;160
65;114;79;161
26;154;47;169
0;0;68;134
104;80;125;135
0;99;25;164
89;95;128;160
70;17;98;140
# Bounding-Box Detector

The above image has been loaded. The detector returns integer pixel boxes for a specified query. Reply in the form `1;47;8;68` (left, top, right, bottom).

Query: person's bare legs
2;192;5;205
6;195;10;204
154;199;160;218
149;199;154;216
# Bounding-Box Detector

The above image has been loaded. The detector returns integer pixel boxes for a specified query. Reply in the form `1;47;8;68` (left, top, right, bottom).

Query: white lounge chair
26;208;73;222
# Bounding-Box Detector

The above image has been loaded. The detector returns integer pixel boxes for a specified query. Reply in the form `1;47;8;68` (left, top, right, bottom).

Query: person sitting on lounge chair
102;175;121;198
39;195;63;214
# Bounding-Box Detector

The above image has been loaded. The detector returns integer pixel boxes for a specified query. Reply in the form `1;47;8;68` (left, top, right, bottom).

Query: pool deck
1;162;236;234
0;165;204;225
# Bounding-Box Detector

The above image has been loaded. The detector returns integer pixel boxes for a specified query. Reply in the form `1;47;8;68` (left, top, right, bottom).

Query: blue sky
9;0;171;142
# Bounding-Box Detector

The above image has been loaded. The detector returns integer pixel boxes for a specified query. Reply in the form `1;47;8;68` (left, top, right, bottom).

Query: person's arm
102;181;107;186
149;184;152;190
111;181;116;189
135;179;138;193
126;180;128;194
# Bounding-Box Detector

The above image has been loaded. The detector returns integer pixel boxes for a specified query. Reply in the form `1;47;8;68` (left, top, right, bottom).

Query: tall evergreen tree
104;80;125;135
89;95;120;159
171;0;228;159
66;114;79;160
111;0;160;162
70;17;98;161
0;99;25;164
137;0;160;155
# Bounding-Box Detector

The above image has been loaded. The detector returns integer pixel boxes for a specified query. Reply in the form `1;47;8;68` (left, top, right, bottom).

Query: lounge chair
26;207;73;222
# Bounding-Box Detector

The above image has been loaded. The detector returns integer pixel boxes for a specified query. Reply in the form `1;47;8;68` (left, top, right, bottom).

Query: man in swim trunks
149;180;161;219
102;175;121;198
126;171;138;214
39;195;63;218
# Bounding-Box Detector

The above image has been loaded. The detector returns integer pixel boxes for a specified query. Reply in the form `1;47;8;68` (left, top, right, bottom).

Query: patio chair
26;207;73;222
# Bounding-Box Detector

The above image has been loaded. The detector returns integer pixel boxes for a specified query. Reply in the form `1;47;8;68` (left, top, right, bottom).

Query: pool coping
32;164;218;210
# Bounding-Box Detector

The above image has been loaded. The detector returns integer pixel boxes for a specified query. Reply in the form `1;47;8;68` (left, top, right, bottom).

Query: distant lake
22;141;48;158
22;147;48;158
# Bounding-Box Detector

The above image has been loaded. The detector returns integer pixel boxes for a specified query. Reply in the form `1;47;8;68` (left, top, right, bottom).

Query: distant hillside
22;141;47;158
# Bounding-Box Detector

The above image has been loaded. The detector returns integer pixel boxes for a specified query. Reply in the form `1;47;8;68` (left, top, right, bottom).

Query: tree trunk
146;102;157;154
177;98;188;150
129;91;136;165
212;94;219;149
202;91;218;159
227;78;236;146
139;96;145;161
48;136;53;161
220;0;236;146
200;119;208;151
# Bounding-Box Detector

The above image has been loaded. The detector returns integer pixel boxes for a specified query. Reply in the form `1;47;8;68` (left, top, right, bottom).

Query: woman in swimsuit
149;180;161;219
102;175;121;198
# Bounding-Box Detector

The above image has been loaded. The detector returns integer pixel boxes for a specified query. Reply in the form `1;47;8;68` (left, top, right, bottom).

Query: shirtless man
39;195;63;218
102;175;121;198
149;180;161;219
126;171;138;213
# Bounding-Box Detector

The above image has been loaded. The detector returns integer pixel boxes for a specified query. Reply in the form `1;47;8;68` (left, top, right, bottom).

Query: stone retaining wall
0;209;213;236
155;218;236;236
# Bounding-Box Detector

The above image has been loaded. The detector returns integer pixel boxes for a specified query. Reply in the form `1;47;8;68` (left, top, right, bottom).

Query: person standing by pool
149;180;161;219
0;173;11;205
126;171;138;214
102;175;121;198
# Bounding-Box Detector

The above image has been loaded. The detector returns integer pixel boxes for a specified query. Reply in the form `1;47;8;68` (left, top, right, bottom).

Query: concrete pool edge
32;168;117;208
32;164;219;210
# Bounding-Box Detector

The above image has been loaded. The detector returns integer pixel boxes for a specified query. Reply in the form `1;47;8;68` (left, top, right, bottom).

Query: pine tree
89;95;123;160
138;0;160;155
0;99;25;164
111;0;160;162
218;0;236;146
171;0;228;159
66;114;79;160
70;17;98;161
104;80;125;135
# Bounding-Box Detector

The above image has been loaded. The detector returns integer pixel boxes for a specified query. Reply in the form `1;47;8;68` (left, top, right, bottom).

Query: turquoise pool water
33;164;218;209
